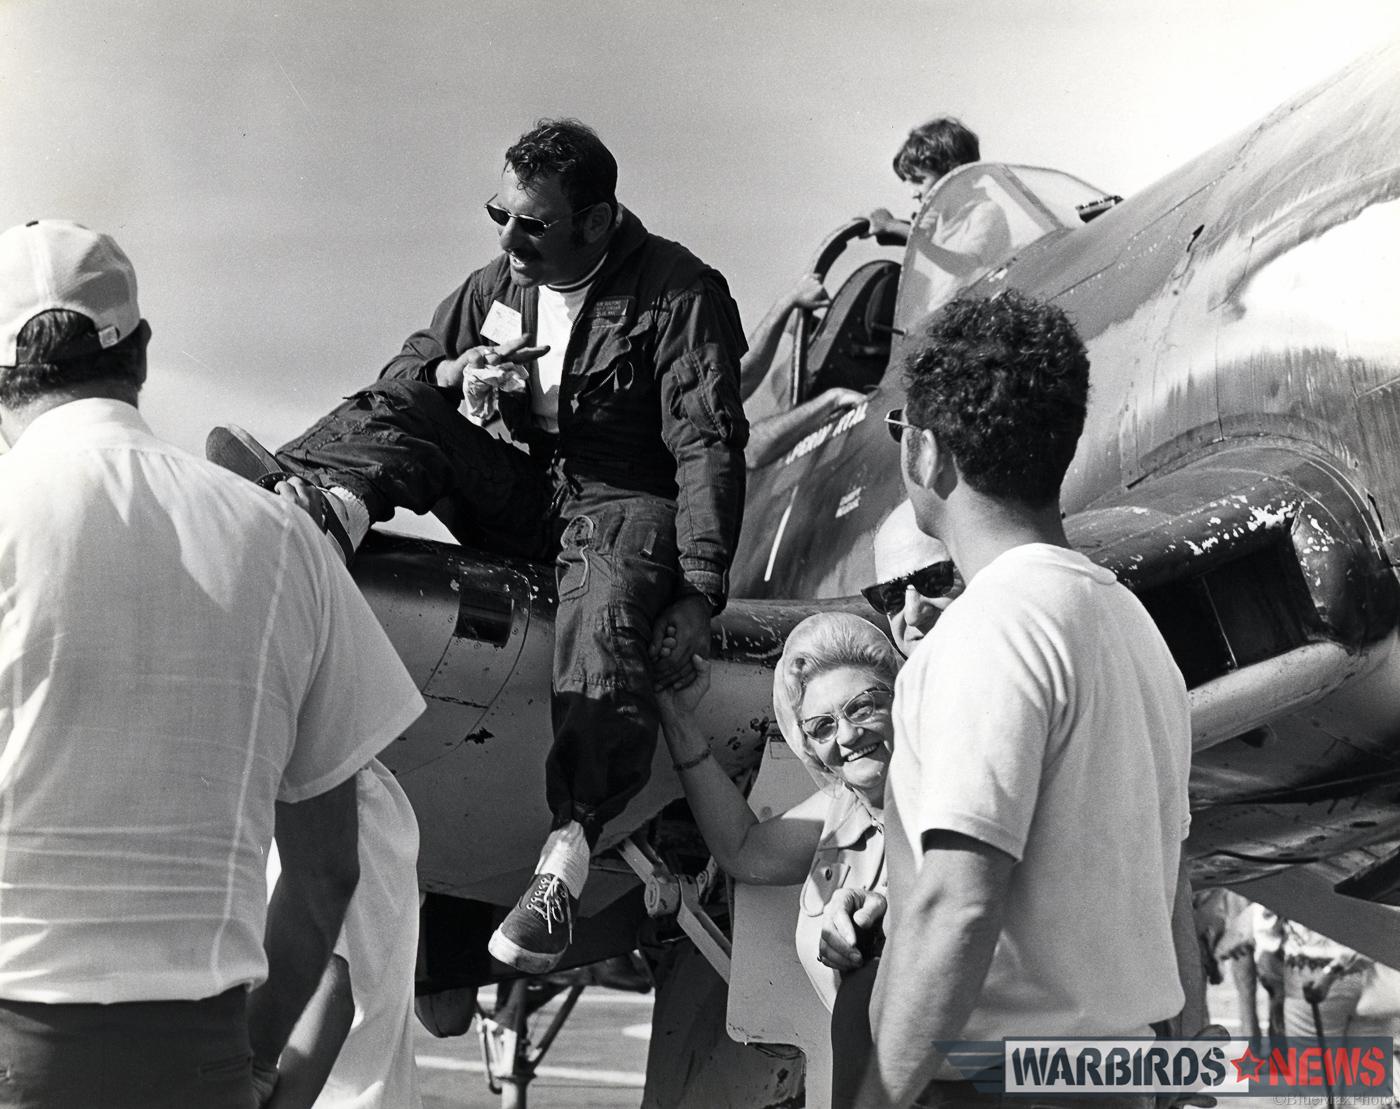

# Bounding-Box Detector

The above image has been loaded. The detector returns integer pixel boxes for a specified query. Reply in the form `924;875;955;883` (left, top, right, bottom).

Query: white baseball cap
872;499;950;582
0;219;141;368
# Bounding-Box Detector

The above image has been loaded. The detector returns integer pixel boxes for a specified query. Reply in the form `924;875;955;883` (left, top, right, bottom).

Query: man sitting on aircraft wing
208;119;749;976
848;291;1196;1107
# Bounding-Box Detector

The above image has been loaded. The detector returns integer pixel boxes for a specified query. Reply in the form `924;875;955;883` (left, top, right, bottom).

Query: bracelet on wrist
673;748;712;773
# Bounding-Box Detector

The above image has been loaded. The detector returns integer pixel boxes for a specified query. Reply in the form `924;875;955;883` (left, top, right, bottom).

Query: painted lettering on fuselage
835;487;863;518
781;401;869;466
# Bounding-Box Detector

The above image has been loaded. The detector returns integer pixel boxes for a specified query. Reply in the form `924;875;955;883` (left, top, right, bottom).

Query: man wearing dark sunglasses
863;499;959;658
846;291;1194;1107
209;119;748;977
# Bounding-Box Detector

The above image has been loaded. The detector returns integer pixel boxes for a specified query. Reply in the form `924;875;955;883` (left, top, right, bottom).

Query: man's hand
649;595;713;691
861;208;899;238
655;655;712;720
859;208;912;246
819;387;867;417
270;475;325;526
435;334;548;398
819;888;888;971
787;273;830;313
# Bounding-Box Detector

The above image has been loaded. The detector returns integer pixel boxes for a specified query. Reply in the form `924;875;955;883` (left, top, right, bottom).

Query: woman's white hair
771;611;901;792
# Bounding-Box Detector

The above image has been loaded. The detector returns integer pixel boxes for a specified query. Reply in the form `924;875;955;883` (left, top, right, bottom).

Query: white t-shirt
914;191;1013;311
0;399;425;1003
531;261;604;432
890;543;1191;1040
308;761;422;1109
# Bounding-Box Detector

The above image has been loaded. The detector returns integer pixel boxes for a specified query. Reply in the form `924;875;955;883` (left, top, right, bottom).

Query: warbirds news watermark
936;1037;1394;1099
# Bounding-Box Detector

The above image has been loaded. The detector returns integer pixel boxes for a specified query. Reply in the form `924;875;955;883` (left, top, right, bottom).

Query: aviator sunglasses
884;407;923;442
800;686;894;744
484;197;589;238
861;562;957;617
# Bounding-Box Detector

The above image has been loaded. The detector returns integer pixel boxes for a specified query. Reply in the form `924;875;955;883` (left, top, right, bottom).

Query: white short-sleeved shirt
0;399;425;1003
890;543;1191;1040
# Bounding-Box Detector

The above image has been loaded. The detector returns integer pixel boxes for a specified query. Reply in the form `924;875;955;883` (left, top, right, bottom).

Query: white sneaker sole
487;927;566;974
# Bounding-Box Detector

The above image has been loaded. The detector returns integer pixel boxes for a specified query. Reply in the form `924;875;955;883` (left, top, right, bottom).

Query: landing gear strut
476;977;586;1109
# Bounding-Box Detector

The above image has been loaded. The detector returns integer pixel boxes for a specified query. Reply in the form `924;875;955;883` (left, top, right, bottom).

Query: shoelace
527;875;573;940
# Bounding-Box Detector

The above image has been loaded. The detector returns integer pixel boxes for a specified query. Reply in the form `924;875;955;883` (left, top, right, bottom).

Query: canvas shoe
206;424;355;562
488;872;578;974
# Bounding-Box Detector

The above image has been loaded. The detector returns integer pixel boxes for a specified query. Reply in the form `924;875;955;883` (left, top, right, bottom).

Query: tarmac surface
416;988;652;1109
412;975;1394;1108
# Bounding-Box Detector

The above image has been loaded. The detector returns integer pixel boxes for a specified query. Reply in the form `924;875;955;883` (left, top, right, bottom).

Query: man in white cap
862;499;960;658
0;220;424;1108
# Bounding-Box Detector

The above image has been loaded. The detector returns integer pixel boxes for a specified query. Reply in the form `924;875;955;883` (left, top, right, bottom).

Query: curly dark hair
903;290;1089;506
892;117;980;183
505;118;618;222
1;309;148;407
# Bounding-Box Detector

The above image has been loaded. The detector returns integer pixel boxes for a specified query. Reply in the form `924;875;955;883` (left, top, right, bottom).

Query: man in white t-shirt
850;291;1195;1108
0;220;425;1108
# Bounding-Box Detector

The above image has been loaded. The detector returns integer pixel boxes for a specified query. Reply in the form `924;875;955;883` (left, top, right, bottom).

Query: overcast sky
3;0;1397;471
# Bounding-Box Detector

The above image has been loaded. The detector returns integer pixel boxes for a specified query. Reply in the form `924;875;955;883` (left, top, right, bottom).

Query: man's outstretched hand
649;595;713;691
436;334;548;399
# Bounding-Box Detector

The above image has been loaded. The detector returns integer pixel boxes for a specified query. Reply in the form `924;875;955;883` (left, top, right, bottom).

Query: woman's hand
818;887;888;971
656;655;712;721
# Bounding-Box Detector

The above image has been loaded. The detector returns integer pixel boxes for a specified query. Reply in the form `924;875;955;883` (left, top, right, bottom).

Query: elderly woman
656;611;899;1011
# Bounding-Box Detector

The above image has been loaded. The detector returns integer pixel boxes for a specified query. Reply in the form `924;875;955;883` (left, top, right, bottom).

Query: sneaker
488;873;577;974
206;424;355;562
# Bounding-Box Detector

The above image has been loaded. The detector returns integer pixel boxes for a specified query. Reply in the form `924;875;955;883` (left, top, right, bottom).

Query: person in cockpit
862;116;1008;266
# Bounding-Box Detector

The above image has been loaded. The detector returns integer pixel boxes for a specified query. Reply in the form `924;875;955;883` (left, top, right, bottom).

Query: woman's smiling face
799;664;894;806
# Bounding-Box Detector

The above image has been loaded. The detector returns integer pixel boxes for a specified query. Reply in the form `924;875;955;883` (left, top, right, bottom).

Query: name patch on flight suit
481;301;522;344
590;296;632;321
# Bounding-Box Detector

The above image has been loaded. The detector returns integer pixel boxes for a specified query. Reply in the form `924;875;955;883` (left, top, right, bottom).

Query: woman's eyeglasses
800;687;893;743
861;562;957;616
484;198;586;238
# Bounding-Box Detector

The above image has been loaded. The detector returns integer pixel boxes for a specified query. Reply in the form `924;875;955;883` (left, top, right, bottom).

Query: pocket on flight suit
556;514;597;604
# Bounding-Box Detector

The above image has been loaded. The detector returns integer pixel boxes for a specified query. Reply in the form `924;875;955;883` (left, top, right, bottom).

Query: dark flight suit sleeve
657;271;750;613
378;275;489;405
